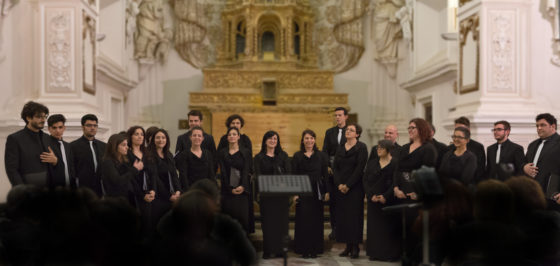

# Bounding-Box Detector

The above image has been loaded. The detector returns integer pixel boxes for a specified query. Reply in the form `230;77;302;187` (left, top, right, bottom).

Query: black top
486;139;526;180
368;142;401;164
146;152;181;201
175;148;216;191
254;151;291;176
175;131;216;159
50;136;77;188
4;127;57;186
100;158;139;199
71;136;106;196
525;133;560;193
432;138;450;168
322;126;347;166
393;142;437;194
127;151;154;194
448;139;485;183
333;141;368;189
439;150;477;186
292;150;329;198
363;158;396;200
216;147;252;195
218;134;253;157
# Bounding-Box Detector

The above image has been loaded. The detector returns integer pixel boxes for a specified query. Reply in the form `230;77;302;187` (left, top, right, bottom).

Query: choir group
5;101;560;264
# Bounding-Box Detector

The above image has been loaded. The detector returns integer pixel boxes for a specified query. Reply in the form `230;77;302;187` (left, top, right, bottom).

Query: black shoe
350;246;359;259
262;253;271;259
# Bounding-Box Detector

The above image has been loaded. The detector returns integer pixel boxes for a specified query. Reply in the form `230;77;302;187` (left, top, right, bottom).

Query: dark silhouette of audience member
506;176;560;265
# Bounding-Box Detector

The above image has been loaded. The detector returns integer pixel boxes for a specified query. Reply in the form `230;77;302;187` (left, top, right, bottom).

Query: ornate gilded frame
459;14;479;94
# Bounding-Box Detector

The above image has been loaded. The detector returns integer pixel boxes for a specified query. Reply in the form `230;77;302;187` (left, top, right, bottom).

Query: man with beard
5;101;58;187
71;114;106;196
486;120;525;180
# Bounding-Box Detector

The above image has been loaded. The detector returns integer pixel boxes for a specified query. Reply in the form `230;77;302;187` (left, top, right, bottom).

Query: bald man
368;125;401;163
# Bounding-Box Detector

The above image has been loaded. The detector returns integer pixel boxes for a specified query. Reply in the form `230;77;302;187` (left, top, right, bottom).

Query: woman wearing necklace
292;129;328;259
175;126;216;191
333;123;368;259
126;126;155;235
216;127;252;232
438;126;477;187
254;130;291;259
145;129;181;227
363;139;400;261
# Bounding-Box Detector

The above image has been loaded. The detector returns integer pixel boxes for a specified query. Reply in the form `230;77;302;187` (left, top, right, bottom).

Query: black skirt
366;201;402;260
221;194;250;233
334;187;364;244
294;195;324;255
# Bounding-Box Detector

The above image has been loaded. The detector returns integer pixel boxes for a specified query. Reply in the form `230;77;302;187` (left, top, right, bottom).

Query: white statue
134;0;170;62
395;0;413;45
126;0;140;48
373;0;405;77
547;0;560;66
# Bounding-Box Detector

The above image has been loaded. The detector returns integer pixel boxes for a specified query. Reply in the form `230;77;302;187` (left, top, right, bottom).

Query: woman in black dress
292;129;328;258
216;127;252;233
439;127;477;187
101;133;144;205
254;130;291;259
392;118;437;264
333;123;368;259
175;126;216;191
145;129;181;226
363;139;400;261
217;114;255;233
126;126;155;235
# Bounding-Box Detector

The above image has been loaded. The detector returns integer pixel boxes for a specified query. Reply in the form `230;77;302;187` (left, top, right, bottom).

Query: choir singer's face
452;130;468;148
334;110;348;127
48;121;66;140
266;134;278;149
82;120;98;138
536;119;555;139
118;140;129;156
345;125;358;140
408;122;418;141
188;115;202;128
132;128;144;147
303;133;315;149
190;129;204;147
230;119;242;129
376;146;388;158
227;129;240;144
27;113;47;131
154;132;167;149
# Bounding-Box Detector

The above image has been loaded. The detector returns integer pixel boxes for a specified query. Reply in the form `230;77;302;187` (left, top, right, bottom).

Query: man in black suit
368;124;401;162
4;101;58;187
175;110;216;157
486;120;526;180
430;123;449;168
523;113;560;200
71;114;106;196
322;106;348;240
47;114;77;188
449;117;486;183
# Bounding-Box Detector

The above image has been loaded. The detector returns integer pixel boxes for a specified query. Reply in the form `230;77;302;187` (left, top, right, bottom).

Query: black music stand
258;175;313;266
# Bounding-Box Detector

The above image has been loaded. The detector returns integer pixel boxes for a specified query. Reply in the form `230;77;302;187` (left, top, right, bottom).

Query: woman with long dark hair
363;139;400;261
292;129;328;258
216;127;252;232
101;133;143;205
175;126;216;191
254;130;291;259
145;129;181;226
333;123;368;259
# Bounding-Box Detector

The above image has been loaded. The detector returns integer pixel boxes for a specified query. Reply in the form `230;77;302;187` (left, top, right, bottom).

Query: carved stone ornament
1;0;20;62
458;14;479;94
546;0;560;66
83;12;96;94
489;11;514;92
47;10;73;92
203;69;334;90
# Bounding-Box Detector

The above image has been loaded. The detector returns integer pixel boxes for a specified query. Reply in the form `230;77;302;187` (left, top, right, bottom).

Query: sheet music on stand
258;175;313;196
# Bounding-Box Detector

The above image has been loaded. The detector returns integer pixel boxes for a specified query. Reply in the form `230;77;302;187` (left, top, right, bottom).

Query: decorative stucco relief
46;10;73;92
489;11;514;92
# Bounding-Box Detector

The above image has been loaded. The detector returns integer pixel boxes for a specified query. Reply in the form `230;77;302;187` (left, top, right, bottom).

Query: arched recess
257;14;282;60
235;19;246;59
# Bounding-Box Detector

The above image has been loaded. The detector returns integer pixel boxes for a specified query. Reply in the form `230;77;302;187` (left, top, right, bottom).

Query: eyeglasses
491;128;505;132
34;114;48;119
451;135;467;140
407;126;417;131
84;124;98;128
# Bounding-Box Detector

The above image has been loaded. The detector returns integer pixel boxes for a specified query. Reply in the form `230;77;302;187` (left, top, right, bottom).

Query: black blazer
448;139;486;182
216;147;252;196
4;127;56;186
50;136;77;188
175;148;216;191
432;138;450;168
486;139;526;180
333;141;368;189
100;158;139;199
525;133;560;194
322;126;347;166
71;136;106;196
175;131;217;157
